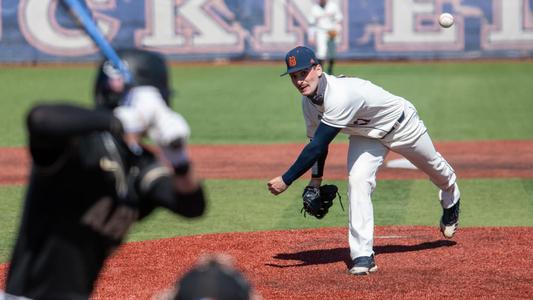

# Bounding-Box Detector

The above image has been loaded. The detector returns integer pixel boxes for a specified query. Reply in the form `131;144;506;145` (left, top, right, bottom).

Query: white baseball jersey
309;1;343;59
302;74;425;142
310;1;342;33
299;73;460;260
114;86;190;146
114;86;191;166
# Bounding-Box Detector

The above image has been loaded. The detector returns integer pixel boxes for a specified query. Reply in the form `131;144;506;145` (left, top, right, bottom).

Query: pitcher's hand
267;176;288;195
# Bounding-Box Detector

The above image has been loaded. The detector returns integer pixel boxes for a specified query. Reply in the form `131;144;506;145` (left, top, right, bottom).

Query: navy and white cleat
348;254;378;275
440;198;460;238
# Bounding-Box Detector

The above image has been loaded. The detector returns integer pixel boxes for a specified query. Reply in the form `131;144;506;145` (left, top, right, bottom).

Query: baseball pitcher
268;46;460;275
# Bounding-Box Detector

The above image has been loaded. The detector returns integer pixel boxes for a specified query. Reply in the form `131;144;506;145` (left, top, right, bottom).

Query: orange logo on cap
288;56;297;67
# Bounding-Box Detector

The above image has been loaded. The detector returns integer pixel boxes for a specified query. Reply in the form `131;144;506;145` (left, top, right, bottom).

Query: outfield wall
0;0;532;63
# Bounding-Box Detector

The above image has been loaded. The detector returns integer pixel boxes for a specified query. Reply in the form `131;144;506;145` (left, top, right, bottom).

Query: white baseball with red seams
439;13;454;28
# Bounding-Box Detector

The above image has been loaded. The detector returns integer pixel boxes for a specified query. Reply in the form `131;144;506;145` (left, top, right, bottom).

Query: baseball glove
327;30;337;39
301;184;342;219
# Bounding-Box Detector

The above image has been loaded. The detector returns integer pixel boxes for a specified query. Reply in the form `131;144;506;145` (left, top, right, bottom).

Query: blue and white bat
61;0;132;83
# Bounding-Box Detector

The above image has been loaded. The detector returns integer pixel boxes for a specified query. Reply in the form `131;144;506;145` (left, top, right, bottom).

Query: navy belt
382;111;405;138
396;111;405;124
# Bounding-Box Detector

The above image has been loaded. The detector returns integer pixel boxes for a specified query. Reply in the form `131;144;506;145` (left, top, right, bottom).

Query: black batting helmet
175;257;252;300
94;49;171;109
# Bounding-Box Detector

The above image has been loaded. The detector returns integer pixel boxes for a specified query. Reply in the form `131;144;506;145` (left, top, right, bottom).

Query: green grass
1;61;532;264
0;67;94;146
340;62;533;141
1;61;533;146
0;186;25;263
2;178;532;263
159;61;533;143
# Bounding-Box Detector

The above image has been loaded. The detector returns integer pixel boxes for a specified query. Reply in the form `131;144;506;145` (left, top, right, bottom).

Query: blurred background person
308;0;343;75
4;49;207;300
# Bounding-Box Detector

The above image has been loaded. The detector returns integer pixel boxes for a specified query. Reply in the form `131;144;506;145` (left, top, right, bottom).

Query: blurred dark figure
154;254;260;300
4;49;206;300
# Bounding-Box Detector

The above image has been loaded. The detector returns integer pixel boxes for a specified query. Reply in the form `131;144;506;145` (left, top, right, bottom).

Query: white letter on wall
136;0;245;54
251;0;306;52
483;0;533;50
364;0;464;52
19;0;118;56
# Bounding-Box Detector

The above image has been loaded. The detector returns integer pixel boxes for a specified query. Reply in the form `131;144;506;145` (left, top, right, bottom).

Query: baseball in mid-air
438;13;454;28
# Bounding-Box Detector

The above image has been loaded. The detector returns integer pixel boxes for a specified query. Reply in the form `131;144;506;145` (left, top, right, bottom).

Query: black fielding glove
301;184;341;219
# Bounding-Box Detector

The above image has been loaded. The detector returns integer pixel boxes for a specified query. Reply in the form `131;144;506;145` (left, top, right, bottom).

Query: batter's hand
267;176;288;195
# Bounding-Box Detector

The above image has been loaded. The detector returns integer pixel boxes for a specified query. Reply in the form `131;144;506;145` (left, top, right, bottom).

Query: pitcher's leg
393;132;460;208
346;136;388;260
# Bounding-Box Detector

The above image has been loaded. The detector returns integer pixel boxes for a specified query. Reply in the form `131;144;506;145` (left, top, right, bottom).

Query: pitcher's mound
90;226;533;299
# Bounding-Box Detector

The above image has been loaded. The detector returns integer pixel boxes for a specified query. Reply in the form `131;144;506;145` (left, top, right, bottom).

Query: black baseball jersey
5;104;205;299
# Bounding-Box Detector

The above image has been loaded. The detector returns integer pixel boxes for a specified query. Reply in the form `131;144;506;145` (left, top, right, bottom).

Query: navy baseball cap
280;46;318;76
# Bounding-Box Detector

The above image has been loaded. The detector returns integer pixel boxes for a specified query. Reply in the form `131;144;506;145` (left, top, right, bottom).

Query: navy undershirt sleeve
311;147;328;178
282;122;341;185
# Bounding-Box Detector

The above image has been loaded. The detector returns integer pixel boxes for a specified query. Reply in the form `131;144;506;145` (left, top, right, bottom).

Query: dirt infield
1;140;532;299
98;227;533;299
1;140;533;185
2;227;532;299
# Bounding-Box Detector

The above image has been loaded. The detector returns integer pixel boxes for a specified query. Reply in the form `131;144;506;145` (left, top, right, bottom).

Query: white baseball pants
315;30;330;60
346;103;460;259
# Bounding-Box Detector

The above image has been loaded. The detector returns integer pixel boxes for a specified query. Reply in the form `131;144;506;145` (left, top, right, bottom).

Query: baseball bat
60;0;132;83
